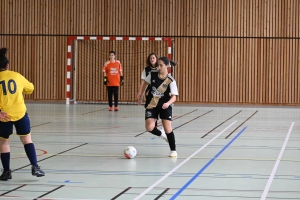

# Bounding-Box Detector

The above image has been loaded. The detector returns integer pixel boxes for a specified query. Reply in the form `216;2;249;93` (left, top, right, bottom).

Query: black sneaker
31;166;45;177
0;170;12;181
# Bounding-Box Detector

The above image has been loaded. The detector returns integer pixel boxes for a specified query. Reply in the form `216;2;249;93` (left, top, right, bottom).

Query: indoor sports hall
1;0;300;200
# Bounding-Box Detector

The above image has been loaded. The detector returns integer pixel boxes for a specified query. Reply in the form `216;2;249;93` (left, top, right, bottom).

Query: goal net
66;36;173;104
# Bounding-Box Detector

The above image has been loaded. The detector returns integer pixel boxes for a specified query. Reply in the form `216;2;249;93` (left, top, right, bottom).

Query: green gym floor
1;103;299;200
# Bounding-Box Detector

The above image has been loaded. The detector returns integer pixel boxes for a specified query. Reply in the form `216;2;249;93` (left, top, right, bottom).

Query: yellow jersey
0;70;34;121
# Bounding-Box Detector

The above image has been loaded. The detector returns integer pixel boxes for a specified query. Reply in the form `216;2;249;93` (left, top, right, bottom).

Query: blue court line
170;126;247;200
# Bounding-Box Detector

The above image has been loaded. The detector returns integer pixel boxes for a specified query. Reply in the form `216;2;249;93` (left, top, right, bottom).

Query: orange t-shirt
102;60;122;86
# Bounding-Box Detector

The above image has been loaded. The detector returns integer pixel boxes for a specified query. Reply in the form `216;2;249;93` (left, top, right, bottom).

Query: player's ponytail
0;48;9;69
169;60;177;67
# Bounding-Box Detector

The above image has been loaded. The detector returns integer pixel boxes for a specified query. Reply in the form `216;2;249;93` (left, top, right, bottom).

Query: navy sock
24;143;38;167
1;152;10;171
166;131;176;151
150;127;162;136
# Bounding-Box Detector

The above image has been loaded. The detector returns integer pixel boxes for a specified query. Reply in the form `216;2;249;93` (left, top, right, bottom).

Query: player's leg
107;86;113;110
145;109;167;142
0;121;13;180
145;118;156;133
15;113;45;177
160;107;177;157
113;86;119;111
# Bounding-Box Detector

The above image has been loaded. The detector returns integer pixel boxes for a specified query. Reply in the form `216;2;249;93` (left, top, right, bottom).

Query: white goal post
66;36;173;104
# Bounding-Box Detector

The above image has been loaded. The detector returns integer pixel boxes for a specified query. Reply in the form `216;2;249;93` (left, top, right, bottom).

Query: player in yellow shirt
0;48;45;180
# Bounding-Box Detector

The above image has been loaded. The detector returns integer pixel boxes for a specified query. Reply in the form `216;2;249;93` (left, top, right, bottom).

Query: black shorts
145;106;173;121
0;113;31;139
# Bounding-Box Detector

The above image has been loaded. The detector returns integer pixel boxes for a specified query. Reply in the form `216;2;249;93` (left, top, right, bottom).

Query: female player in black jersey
137;53;159;127
137;56;178;157
137;53;158;103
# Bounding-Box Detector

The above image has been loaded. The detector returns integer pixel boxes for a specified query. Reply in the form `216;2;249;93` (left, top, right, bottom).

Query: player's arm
137;72;151;105
0;105;10;121
103;62;108;85
21;75;34;94
137;72;151;100
119;62;124;85
137;80;148;99
137;80;145;99
120;68;123;76
163;95;176;108
0;110;10;121
137;80;149;105
136;69;147;99
162;80;178;109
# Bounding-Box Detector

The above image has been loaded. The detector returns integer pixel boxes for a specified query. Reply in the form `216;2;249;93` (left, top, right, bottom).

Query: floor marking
12;143;88;172
81;108;107;115
260;122;295;200
154;188;170;200
34;185;65;200
48;180;83;184
111;187;132;200
225;110;257;139
172;110;213;130
31;122;51;128
0;184;26;197
202;110;242;138
170;126;247;199
133;121;236;200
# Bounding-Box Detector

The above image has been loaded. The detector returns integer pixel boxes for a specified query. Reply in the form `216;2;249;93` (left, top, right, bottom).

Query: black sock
24;143;38;167
166;131;176;151
1;152;10;171
150;127;162;136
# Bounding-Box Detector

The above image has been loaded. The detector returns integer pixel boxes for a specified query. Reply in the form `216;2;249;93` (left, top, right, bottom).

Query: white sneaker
169;151;177;157
160;128;168;143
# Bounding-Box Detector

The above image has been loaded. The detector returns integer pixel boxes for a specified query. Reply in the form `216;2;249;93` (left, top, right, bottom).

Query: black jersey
141;66;157;93
144;70;178;109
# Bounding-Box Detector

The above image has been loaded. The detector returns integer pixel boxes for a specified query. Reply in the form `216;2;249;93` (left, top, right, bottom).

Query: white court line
260;122;295;200
133;121;237;200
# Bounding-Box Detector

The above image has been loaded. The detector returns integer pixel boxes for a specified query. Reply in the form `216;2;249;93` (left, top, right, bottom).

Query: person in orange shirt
102;51;123;111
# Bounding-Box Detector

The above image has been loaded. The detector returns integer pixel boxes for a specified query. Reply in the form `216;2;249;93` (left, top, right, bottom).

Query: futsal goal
66;36;173;104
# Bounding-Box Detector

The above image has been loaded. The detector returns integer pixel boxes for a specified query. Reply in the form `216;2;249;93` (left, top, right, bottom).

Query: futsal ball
124;146;137;159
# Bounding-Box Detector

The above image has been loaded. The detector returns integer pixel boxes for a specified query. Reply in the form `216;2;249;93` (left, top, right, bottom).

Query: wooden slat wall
0;36;67;100
0;0;299;104
1;0;299;37
176;38;299;104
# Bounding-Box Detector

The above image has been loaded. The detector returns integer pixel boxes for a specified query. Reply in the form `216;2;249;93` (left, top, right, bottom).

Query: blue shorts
0;113;31;139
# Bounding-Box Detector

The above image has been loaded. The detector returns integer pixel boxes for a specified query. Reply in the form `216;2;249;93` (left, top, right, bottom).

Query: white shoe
160;128;168;143
169;151;177;157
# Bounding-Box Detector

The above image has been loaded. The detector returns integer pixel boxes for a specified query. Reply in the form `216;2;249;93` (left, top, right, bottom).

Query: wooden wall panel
175;37;300;104
1;0;299;37
1;0;300;104
0;36;67;100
